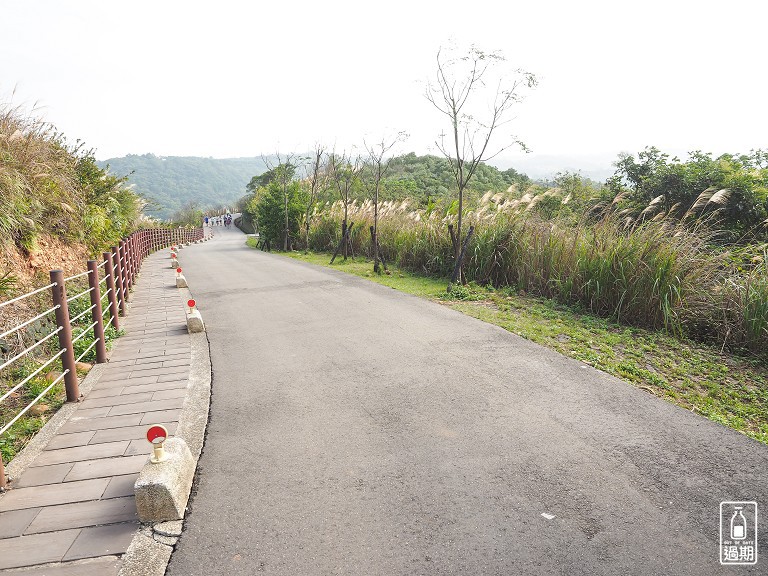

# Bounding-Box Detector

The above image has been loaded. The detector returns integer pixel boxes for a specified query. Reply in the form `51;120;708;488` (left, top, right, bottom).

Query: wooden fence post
49;270;80;402
102;252;120;329
112;246;126;316
87;260;108;363
0;452;6;490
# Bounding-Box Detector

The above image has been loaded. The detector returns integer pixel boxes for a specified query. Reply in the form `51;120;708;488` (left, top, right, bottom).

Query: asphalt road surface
166;225;767;575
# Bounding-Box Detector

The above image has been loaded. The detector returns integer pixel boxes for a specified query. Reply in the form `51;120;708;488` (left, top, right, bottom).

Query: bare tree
426;44;536;289
301;144;327;252
362;132;408;273
328;150;362;262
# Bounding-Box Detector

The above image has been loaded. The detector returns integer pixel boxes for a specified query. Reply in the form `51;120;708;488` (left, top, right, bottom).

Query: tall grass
0;103;142;256
306;192;767;355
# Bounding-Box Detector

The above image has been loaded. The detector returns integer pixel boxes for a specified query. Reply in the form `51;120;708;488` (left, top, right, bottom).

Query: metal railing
0;226;204;489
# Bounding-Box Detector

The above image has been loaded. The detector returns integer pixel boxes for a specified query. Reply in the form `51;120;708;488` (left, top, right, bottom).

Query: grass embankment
254;244;768;446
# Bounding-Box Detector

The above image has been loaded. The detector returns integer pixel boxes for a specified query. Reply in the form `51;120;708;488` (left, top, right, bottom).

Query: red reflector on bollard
188;299;196;308
176;268;182;274
147;425;168;444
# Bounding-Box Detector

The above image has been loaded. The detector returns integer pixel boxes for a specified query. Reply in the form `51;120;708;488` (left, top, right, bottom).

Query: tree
170;201;204;227
253;178;307;249
329;151;362;261
609;147;768;240
261;154;298;250
362;133;408;273
426;44;536;289
301;145;327;252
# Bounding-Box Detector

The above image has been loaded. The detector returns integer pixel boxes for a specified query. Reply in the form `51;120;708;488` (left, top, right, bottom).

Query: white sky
2;0;766;172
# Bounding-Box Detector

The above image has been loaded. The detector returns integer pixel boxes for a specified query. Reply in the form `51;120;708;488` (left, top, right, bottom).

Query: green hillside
98;154;269;219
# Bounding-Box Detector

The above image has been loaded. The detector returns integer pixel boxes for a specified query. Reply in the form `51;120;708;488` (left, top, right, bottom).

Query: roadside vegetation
263;174;766;357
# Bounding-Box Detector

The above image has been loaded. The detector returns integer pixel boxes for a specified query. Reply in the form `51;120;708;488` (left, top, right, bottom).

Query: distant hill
97;154;269;219
495;153;618;183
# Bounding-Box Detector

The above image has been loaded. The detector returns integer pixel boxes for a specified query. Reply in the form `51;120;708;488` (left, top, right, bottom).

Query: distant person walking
204;216;209;226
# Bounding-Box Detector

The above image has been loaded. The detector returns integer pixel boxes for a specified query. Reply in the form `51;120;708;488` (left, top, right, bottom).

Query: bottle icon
730;507;747;540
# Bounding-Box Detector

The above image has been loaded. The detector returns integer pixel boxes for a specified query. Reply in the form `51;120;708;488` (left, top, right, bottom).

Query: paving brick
152;387;188;400
146;352;191;365
0;556;121;576
109;347;142;359
25;496;137;534
33;441;129;467
90;422;178;444
0;529;81;570
0;508;41;538
84;386;126;399
161;347;191;357
63;522;137;561
45;431;96;451
79;392;154;409
96;371;130;383
98;374;160;389
57;414;143;435
162;358;191;369
140;409;181;425
125;360;171;373
64;455;148;482
107;397;184;416
124;439;151;456
157;372;190;383
105;357;140;366
135;348;177;359
12;463;74;488
129;367;189;380
119;379;188;396
0;478;109;512
73;406;112;419
102;474;139;499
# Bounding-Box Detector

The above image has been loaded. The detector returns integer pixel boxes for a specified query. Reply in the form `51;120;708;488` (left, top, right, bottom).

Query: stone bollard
176;274;188;288
134;437;195;522
186;309;205;333
170;259;179;268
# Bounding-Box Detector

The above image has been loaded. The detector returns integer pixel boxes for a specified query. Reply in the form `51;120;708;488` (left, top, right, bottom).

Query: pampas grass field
304;188;767;356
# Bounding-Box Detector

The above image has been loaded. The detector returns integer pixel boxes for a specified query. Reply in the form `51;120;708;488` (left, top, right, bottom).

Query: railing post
129;235;136;279
87;260;108;364
132;234;139;273
102;251;120;329
50;270;80;402
118;240;130;297
0;453;6;490
124;238;133;291
112;246;126;316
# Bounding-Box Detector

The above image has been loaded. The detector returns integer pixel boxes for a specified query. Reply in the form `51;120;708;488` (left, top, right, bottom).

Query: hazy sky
2;0;766;173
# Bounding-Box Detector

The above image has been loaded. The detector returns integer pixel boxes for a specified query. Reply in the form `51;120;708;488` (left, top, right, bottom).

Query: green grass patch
265;246;768;445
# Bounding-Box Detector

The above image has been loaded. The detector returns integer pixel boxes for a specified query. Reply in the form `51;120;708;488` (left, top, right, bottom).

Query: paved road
167;225;767;575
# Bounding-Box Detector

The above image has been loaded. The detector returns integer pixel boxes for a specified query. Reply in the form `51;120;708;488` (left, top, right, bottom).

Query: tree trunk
341;220;348;260
373;188;380;273
284;190;289;251
449;225;474;289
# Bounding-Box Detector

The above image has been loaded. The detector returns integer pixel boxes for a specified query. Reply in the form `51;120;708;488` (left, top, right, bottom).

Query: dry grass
304;190;768;355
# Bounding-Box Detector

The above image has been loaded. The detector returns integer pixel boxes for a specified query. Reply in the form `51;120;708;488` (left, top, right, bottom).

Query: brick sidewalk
0;253;192;574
